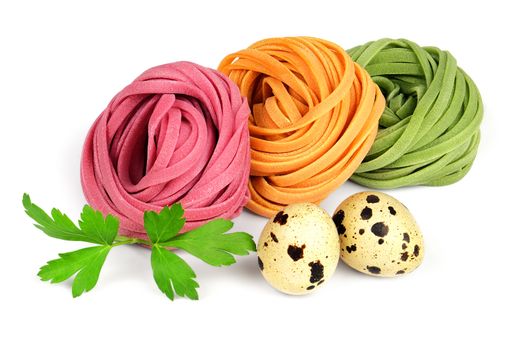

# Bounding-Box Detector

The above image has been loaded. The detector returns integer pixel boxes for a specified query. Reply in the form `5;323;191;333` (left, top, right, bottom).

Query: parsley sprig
22;193;255;300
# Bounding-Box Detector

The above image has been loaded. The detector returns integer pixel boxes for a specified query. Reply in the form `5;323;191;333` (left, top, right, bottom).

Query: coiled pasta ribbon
348;38;483;188
219;37;385;217
81;62;251;238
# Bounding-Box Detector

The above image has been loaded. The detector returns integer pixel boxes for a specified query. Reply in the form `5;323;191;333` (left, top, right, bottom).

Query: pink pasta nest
81;61;251;239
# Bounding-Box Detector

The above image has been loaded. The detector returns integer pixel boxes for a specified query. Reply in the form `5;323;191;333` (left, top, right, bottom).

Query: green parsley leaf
24;195;257;300
144;204;185;243
23;193;97;244
161;218;256;266
38;246;112;297
22;193;120;245
78;205;119;245
151;245;199;300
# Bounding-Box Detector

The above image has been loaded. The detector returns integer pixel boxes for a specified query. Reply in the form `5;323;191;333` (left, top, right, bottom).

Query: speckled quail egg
332;191;424;277
257;203;340;295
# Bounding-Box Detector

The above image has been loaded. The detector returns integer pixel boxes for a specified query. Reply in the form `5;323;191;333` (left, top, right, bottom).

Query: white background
1;1;523;349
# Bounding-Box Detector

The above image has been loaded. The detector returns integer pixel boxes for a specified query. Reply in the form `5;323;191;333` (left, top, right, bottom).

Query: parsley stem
113;236;150;247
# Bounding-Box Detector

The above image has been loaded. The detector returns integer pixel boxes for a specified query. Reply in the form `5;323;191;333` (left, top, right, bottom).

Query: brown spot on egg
287;244;305;261
402;243;407;250
258;257;264;271
388;206;397;215
273;211;288;225
366;194;380;203
401;252;409;261
317;280;325;285
346;244;357;254
414;245;420;257
270;232;279;243
378;239;384;245
308;261;324;283
396;270;405;275
264;242;268;247
306;285;315;290
333;210;346;235
360;206;373;220
367;266;381;274
371;222;389;237
403;233;410;243
359;229;365;235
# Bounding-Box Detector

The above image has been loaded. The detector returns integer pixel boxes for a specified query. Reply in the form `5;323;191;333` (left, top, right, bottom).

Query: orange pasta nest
219;37;385;217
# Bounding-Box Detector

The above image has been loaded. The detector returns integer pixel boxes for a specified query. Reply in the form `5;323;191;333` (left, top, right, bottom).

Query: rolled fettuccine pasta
348;38;483;188
81;61;251;239
219;37;385;217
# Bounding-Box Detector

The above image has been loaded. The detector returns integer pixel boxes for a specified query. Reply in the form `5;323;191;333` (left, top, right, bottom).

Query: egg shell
257;203;339;295
333;191;424;277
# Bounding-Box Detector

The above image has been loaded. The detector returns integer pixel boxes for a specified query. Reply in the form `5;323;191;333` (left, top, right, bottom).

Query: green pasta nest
348;38;483;188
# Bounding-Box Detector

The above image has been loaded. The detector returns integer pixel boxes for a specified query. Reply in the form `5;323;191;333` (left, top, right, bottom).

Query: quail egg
257;203;339;295
332;191;424;277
